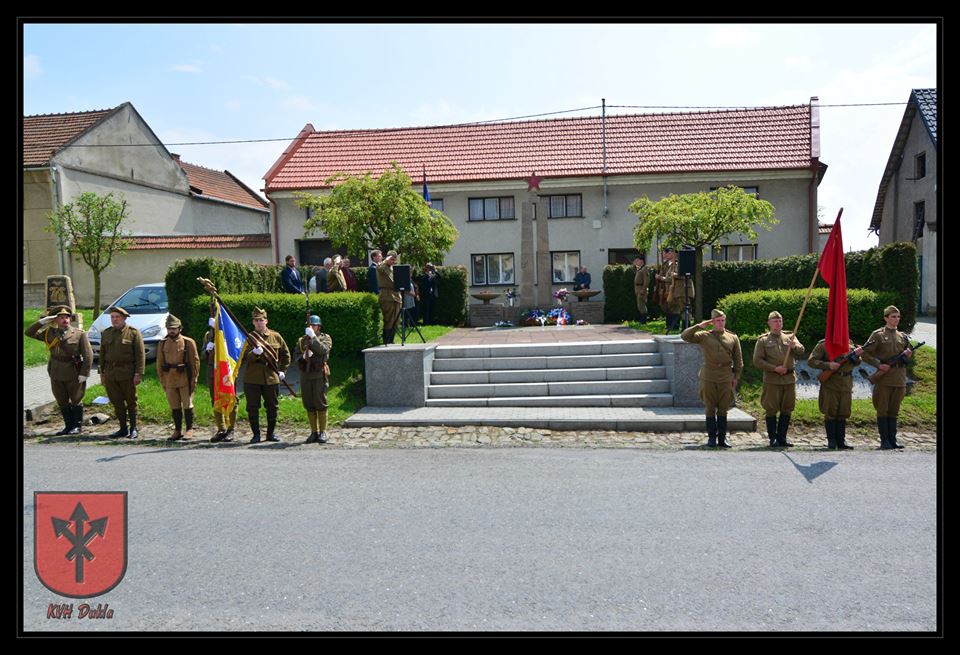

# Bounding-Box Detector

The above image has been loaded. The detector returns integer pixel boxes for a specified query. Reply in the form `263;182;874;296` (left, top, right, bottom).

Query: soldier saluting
377;250;403;345
99;306;145;439
157;315;200;441
25;306;93;435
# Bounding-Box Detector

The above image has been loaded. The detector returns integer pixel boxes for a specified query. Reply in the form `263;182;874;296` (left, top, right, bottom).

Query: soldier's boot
776;414;793;447
223;407;237;441
55;406;73;436
825;419;837;450
110;420;129;438
305;410;319;444
717;415;731;448
382;330;390;345
766;416;779;447
68;406;83;435
128;413;139;440
705;416;718;447
837;419;853;450
318;410;329;444
167;409;184;441
265;413;281;442
184;408;194;439
210;411;225;442
249;414;261;444
878;416;892;450
888;416;904;449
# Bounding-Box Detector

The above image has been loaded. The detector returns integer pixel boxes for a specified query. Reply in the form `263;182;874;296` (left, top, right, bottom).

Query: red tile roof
128;234;271;250
265;105;816;190
176;158;268;209
818;222;834;235
22;108;117;167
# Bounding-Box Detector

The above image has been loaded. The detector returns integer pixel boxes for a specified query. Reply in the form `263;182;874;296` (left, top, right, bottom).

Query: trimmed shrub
187;292;381;360
602;265;664;323
702;242;917;333
716;288;899;349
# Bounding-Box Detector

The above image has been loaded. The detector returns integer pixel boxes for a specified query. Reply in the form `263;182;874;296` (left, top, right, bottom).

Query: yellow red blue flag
213;301;247;415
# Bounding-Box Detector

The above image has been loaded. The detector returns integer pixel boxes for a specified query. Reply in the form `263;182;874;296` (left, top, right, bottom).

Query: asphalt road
22;445;937;633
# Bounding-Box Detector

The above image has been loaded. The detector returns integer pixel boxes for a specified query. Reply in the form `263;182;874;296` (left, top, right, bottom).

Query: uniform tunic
241;328;290;420
807;339;857;419
681;325;743;415
99;324;145;422
295;331;333;412
753;331;805;415
377;262;403;331
327;267;347;292
634;266;649;315
157;334;200;410
860;327;911;416
25;320;93;406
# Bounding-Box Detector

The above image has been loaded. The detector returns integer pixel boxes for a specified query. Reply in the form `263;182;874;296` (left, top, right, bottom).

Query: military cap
662;247;676;253
252;307;268;319
165;314;182;328
768;311;783;320
309;314;322;325
711;309;726;319
108;306;130;318
387;250;398;258
49;305;72;318
884;305;900;317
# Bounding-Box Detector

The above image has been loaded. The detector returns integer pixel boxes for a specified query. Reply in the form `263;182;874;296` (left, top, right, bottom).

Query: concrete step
433;339;659;360
431;352;662;372
425;394;675;408
343;406;757;432
428;379;671;399
430;366;667;385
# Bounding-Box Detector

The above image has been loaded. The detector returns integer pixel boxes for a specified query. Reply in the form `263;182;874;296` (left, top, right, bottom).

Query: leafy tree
296;162;458;267
630;186;777;319
46;191;133;314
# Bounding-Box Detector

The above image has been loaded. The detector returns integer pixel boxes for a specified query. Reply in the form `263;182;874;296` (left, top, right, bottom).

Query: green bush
702;242;918;332
716;288;899;350
602;265;664;322
187;292;381;363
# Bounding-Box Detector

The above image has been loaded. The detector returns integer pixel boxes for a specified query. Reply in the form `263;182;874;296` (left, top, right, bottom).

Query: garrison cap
711;309;726;319
768;311;783;320
165;314;182;328
252;307;268;319
884;305;900;317
108;306;130;318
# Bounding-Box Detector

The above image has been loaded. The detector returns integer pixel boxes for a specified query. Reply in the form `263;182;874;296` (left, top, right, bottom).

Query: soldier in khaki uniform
99;306;145;439
241;307;291;444
859;305;913;450
633;256;649;324
203;327;238;442
25;306;94;435
753;311;805;448
657;248;694;332
326;255;348;292
681;309;743;448
157;315;200;441
296;315;333;444
807;337;859;450
377;250;403;345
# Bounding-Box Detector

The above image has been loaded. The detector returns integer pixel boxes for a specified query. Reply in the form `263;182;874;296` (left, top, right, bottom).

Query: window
468;197;515;221
913;202;925;240
429;198;444;212
915;153;926;180
551;251;580;283
712;244;757;262
472;253;515;285
547;194;583;218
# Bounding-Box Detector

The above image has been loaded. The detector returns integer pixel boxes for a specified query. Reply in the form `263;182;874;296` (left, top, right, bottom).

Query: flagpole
781;208;842;368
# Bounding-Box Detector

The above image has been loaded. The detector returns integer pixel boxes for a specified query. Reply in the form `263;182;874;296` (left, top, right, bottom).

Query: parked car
88;283;169;361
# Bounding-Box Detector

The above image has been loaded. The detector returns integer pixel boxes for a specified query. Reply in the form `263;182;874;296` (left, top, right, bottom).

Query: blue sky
23;22;937;251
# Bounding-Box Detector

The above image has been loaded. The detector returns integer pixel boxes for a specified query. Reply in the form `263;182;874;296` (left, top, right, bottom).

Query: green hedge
602;265;664;323
186;292;381;363
716;288;899;350
702;242;918;332
348;263;468;326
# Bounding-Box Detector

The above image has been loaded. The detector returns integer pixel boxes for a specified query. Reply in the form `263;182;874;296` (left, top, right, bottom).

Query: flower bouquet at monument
519;308;550;326
505;288;518;307
547;307;571;325
553;288;569;305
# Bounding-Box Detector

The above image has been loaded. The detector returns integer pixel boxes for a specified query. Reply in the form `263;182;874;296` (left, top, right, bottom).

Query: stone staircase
426;340;673;408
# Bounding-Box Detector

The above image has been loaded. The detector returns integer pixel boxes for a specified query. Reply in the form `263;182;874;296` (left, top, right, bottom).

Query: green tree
46;191;133;315
295;162;459;267
630;186;777;319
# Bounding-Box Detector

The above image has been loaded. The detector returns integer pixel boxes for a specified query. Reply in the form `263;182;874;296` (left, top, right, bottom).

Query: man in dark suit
418;263;440;325
281;255;305;294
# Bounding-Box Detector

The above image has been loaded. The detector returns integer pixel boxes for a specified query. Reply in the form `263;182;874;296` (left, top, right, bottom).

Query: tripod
400;303;425;345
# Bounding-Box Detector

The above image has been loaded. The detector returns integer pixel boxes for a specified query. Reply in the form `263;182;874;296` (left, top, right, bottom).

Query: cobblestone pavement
22;420;937;452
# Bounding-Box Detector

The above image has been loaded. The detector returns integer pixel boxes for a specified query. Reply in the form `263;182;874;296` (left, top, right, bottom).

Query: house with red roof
869;89;937;316
263;98;826;304
23;102;271;307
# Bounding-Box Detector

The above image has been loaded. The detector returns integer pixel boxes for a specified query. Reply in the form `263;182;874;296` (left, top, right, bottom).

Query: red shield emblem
34;492;127;598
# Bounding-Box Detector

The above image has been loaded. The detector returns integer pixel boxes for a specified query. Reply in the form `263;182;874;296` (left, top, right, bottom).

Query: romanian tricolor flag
213;301;248;415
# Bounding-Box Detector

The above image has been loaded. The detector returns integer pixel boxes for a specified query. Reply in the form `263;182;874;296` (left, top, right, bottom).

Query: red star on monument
526;172;542;191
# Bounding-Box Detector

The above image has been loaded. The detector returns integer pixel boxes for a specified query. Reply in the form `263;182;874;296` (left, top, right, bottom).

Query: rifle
197;277;298;397
817;341;872;383
868;341;925;384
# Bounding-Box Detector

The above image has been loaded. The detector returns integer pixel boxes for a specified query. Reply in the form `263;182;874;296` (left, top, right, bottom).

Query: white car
88;283;169;361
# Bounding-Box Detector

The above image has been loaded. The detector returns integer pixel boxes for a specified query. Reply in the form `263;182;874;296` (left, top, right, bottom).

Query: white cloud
171;64;201;73
24;54;42;78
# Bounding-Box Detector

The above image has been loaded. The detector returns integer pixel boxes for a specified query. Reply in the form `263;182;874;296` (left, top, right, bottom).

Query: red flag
817;210;848;360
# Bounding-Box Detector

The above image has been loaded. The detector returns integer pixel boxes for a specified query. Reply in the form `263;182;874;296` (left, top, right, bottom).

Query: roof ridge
24;108;116;119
